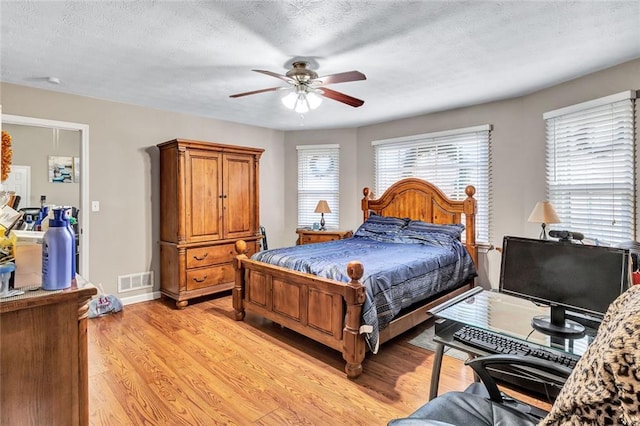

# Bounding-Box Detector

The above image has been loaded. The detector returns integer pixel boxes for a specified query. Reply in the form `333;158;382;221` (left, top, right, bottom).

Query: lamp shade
281;91;298;109
314;200;331;214
527;201;560;224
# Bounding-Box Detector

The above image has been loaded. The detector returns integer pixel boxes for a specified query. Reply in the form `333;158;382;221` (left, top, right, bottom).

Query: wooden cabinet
158;139;263;308
296;229;353;245
0;280;96;426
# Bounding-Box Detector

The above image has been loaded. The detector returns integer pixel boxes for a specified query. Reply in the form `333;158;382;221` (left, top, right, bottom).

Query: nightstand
296;229;353;245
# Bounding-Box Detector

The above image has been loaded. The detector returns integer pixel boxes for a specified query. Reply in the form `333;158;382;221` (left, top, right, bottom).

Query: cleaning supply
63;207;77;283
42;208;72;290
33;206;49;231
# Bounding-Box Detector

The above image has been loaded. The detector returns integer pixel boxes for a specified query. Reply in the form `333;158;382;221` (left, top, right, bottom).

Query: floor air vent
118;271;154;293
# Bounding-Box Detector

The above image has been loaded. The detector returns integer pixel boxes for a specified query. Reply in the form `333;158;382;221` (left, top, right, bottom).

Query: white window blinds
297;144;340;229
544;91;637;245
373;125;492;242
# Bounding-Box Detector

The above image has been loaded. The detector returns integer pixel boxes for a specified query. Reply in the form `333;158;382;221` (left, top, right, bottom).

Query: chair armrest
465;354;573;403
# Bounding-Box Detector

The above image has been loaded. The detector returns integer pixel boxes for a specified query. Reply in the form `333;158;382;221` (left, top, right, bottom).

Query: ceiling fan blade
252;69;294;84
316;70;366;86
229;87;282;98
319;87;365;108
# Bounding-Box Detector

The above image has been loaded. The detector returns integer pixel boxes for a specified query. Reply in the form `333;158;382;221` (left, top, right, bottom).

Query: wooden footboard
233;240;474;378
233;240;367;378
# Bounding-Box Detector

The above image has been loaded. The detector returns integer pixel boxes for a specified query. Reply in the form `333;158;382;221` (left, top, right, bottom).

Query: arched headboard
361;178;477;264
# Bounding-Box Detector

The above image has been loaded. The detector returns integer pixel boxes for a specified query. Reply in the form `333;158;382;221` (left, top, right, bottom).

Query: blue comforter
251;236;476;352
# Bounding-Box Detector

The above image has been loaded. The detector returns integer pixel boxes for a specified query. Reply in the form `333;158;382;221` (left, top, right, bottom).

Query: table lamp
528;201;560;240
314;200;331;231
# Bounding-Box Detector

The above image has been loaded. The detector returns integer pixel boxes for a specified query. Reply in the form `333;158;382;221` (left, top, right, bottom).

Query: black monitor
499;236;629;338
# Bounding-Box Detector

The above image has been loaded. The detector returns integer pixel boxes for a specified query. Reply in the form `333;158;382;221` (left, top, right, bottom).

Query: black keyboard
453;325;579;369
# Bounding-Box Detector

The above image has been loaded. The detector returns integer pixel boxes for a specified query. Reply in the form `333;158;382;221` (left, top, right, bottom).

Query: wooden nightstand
296;229;353;245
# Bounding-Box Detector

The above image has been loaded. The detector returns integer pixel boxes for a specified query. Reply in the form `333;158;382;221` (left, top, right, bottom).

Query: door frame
1;114;90;277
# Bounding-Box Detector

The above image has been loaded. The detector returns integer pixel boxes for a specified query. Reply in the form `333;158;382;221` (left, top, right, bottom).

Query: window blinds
373;125;492;242
544;92;636;245
297;144;340;229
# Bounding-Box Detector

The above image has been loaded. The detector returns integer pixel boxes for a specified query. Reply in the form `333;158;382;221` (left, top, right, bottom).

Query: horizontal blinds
297;145;340;229
545;98;636;244
374;127;492;242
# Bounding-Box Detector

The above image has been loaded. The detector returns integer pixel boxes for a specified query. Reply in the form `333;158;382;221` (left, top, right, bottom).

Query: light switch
91;201;100;212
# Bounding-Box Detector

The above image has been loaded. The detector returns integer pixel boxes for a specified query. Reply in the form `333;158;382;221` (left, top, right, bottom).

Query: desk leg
429;342;445;400
469;354;480;382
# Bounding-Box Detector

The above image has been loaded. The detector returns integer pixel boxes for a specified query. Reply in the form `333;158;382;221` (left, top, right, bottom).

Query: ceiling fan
229;61;366;113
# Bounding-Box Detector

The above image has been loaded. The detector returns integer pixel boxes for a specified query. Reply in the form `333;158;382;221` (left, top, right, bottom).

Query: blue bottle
42;208;72;290
34;206;49;231
63;207;77;282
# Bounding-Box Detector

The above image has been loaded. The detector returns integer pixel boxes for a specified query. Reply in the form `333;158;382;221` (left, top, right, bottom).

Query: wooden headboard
361;178;477;265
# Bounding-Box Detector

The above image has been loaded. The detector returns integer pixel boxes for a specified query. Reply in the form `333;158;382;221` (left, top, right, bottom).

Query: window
297;144;340;229
373;125;492;242
544;91;637;245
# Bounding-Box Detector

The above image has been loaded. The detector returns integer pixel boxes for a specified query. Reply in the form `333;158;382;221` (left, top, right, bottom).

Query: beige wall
285;58;640;288
1;83;286;300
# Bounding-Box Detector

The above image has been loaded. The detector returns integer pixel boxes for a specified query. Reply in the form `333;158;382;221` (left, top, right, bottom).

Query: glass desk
427;288;598;400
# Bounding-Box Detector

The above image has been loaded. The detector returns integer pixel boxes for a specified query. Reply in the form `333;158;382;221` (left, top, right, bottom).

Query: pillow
399;221;465;246
353;214;409;243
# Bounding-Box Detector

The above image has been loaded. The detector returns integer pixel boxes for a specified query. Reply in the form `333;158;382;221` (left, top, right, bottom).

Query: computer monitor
499;236;629;338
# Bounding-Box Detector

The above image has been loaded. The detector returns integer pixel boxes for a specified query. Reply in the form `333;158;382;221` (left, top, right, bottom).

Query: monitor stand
531;305;585;339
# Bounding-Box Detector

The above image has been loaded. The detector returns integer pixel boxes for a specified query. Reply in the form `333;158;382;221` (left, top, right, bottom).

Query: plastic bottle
0;262;15;297
34;206;49;231
42;208;72;290
63;207;77;283
40;207;53;232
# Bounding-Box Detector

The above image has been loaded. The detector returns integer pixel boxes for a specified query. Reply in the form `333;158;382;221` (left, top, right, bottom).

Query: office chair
259;225;268;250
388;354;571;426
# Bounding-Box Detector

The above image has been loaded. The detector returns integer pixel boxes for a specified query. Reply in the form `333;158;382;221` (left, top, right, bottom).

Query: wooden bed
232;178;477;378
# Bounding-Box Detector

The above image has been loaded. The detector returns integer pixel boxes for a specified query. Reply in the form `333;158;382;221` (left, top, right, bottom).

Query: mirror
1;114;89;276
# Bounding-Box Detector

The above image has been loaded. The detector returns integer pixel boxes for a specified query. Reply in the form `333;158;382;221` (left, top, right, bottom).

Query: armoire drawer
186;244;236;269
186;263;235;291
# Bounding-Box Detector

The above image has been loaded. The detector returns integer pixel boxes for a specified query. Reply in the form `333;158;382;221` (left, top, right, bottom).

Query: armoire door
185;149;224;243
222;153;256;239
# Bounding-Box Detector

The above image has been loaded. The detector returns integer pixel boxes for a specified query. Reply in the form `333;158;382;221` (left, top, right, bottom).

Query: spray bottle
42;208;72;290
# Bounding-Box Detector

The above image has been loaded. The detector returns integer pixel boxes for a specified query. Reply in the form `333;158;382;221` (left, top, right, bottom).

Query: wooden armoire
157;139;264;308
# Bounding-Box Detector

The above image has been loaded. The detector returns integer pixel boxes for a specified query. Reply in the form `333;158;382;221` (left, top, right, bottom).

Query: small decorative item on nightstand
314;200;331;231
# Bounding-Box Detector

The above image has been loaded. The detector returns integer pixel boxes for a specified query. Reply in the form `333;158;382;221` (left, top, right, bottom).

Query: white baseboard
119;290;162;306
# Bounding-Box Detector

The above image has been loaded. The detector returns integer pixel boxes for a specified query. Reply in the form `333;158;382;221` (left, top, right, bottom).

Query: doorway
1;114;90;276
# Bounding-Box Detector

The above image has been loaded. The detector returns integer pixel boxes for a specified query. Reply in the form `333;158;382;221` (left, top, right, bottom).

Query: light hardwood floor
88;293;550;425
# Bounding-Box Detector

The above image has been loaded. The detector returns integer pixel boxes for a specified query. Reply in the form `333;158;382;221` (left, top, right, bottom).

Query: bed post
233;240;249;321
343;260;366;379
463;185;478;266
362;187;372;222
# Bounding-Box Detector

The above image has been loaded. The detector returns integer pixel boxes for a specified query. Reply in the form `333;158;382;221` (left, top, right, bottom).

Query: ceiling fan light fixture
234;61;365;112
306;91;322;110
281;91;298;109
294;93;310;114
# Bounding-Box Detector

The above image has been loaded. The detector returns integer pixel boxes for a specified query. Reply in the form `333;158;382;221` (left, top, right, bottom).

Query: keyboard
453;325;579;369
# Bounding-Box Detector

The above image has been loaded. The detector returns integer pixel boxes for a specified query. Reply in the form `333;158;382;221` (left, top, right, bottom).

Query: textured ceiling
1;1;639;131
